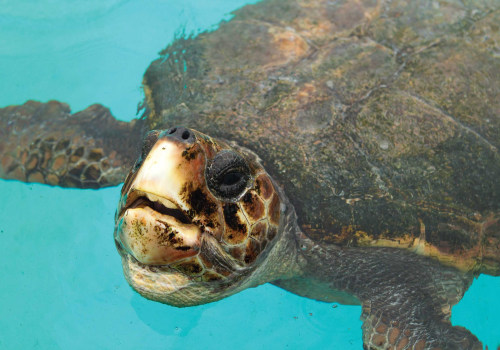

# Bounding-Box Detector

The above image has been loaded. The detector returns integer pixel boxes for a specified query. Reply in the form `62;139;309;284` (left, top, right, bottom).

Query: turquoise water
0;1;499;349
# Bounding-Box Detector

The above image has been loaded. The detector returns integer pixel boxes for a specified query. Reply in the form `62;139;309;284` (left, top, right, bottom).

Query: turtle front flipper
354;252;482;350
293;241;485;349
0;100;145;188
361;294;481;349
363;322;481;350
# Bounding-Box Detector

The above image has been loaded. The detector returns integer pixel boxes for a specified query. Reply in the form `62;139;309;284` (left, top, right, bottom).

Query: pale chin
121;254;198;306
123;254;189;292
120;253;227;307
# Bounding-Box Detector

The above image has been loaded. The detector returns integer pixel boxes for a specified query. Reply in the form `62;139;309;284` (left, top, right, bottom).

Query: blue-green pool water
0;1;499;349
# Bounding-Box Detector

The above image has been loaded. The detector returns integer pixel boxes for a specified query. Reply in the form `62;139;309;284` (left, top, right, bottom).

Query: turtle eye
134;130;160;171
206;150;251;200
222;172;243;186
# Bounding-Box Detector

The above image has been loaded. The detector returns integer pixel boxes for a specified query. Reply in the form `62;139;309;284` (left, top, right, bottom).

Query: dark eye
222;172;243;186
206;151;251;200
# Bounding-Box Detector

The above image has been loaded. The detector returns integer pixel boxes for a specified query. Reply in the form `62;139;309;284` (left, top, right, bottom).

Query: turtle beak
130;138;198;209
115;132;206;265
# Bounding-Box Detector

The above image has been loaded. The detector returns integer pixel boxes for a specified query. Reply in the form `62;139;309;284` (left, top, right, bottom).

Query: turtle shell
141;0;500;274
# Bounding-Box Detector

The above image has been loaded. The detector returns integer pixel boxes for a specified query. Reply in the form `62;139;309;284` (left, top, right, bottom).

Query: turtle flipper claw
0;100;144;188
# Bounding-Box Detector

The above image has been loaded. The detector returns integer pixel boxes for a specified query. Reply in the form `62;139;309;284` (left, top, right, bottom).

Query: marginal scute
1;1;498;348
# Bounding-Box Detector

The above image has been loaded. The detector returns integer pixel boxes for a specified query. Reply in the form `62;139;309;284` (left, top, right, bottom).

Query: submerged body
1;0;499;348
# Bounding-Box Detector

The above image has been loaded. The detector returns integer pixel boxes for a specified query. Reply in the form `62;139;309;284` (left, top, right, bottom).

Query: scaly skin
0;100;143;188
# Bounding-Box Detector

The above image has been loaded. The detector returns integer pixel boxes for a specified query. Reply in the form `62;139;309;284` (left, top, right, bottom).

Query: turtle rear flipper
0;100;144;188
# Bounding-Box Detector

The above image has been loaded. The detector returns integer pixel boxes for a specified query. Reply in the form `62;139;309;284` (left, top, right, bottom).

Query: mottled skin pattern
114;129;294;307
116;129;281;281
1;0;499;349
0;100;143;188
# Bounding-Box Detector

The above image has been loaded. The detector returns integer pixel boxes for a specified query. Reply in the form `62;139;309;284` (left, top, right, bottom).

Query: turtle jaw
115;134;210;266
115;190;201;265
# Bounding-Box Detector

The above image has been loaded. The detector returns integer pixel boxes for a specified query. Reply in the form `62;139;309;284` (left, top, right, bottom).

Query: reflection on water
0;0;499;349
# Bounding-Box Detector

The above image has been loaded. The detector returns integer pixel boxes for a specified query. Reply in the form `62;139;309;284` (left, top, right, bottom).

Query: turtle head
114;127;294;306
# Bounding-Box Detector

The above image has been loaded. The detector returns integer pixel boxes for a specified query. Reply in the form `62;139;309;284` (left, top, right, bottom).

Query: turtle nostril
164;126;195;143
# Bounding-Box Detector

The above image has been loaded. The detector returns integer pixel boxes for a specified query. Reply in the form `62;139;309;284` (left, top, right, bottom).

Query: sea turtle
1;0;499;348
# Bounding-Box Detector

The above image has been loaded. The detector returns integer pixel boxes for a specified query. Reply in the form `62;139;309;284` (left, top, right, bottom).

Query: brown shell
141;0;500;274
